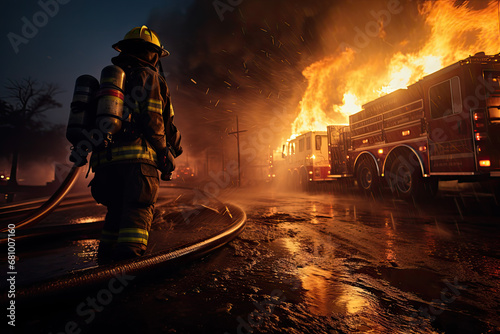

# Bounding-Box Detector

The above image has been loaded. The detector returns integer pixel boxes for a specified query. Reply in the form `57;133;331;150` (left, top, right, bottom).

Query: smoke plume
147;0;493;169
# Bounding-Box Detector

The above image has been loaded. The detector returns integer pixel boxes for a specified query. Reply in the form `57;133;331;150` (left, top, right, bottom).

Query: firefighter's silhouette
80;26;182;262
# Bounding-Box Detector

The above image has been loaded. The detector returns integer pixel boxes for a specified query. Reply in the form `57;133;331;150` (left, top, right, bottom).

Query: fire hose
0;166;82;233
0;178;247;304
3;203;246;304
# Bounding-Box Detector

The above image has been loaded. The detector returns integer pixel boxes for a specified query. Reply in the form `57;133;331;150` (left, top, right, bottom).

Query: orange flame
290;0;500;137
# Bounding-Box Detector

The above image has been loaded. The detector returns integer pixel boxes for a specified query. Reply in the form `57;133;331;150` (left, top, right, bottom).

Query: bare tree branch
0;78;63;184
2;78;62;126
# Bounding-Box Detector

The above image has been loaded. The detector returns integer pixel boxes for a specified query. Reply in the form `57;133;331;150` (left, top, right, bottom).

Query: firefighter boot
96;242;115;265
112;242;147;261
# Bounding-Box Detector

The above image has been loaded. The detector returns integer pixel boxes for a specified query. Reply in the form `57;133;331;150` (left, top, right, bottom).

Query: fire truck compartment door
427;76;475;173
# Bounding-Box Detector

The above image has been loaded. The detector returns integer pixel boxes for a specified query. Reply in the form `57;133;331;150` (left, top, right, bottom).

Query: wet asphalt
4;182;500;334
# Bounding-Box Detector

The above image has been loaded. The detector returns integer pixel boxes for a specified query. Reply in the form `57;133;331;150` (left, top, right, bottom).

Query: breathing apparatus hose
0;165;81;233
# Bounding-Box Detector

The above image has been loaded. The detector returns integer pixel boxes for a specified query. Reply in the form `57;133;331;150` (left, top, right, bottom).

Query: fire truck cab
282;131;330;189
330;52;500;199
328;125;350;177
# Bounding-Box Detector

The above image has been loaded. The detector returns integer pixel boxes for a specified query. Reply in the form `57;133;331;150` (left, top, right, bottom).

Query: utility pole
206;150;209;178
228;116;247;187
221;135;225;174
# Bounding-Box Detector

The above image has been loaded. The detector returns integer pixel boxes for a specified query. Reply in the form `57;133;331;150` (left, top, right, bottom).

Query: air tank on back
66;75;100;146
95;65;126;137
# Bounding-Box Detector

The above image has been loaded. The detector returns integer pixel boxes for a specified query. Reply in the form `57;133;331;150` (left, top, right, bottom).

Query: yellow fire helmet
113;25;170;57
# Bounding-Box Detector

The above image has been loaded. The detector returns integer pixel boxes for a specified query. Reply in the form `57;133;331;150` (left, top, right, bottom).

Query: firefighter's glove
159;148;175;181
173;145;183;158
168;130;183;157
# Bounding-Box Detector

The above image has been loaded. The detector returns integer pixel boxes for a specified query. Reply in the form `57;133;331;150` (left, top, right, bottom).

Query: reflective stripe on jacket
90;144;158;169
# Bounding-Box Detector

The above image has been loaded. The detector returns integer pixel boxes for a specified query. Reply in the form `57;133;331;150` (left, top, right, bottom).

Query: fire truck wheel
356;159;379;194
390;155;424;200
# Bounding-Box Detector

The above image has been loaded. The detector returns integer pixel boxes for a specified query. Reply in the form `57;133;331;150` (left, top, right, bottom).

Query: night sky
0;0;184;125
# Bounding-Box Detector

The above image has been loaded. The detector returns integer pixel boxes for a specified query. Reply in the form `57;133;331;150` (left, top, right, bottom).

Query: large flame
290;0;500;137
291;49;357;134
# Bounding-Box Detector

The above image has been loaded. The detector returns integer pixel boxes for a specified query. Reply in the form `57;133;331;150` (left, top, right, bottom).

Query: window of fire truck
488;108;500;123
484;70;500;123
306;136;311;150
483;70;500;93
429;77;461;119
315;135;322;150
299;138;305;152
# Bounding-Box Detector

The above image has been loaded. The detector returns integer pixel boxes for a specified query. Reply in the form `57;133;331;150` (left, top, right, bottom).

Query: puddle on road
271;236;422;333
297;265;369;316
279;236;369;317
69;215;104;225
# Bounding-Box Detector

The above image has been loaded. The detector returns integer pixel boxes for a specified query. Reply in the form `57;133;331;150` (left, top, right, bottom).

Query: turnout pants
90;163;159;261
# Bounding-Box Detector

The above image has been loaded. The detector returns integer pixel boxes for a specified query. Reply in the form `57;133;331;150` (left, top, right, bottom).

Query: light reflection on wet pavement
5;186;500;333
212;188;500;334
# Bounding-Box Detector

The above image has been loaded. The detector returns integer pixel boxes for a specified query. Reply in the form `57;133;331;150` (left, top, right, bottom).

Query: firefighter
90;26;182;262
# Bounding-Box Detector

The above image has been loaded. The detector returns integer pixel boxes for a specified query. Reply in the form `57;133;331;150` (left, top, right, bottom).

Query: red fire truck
328;52;500;199
272;131;330;189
